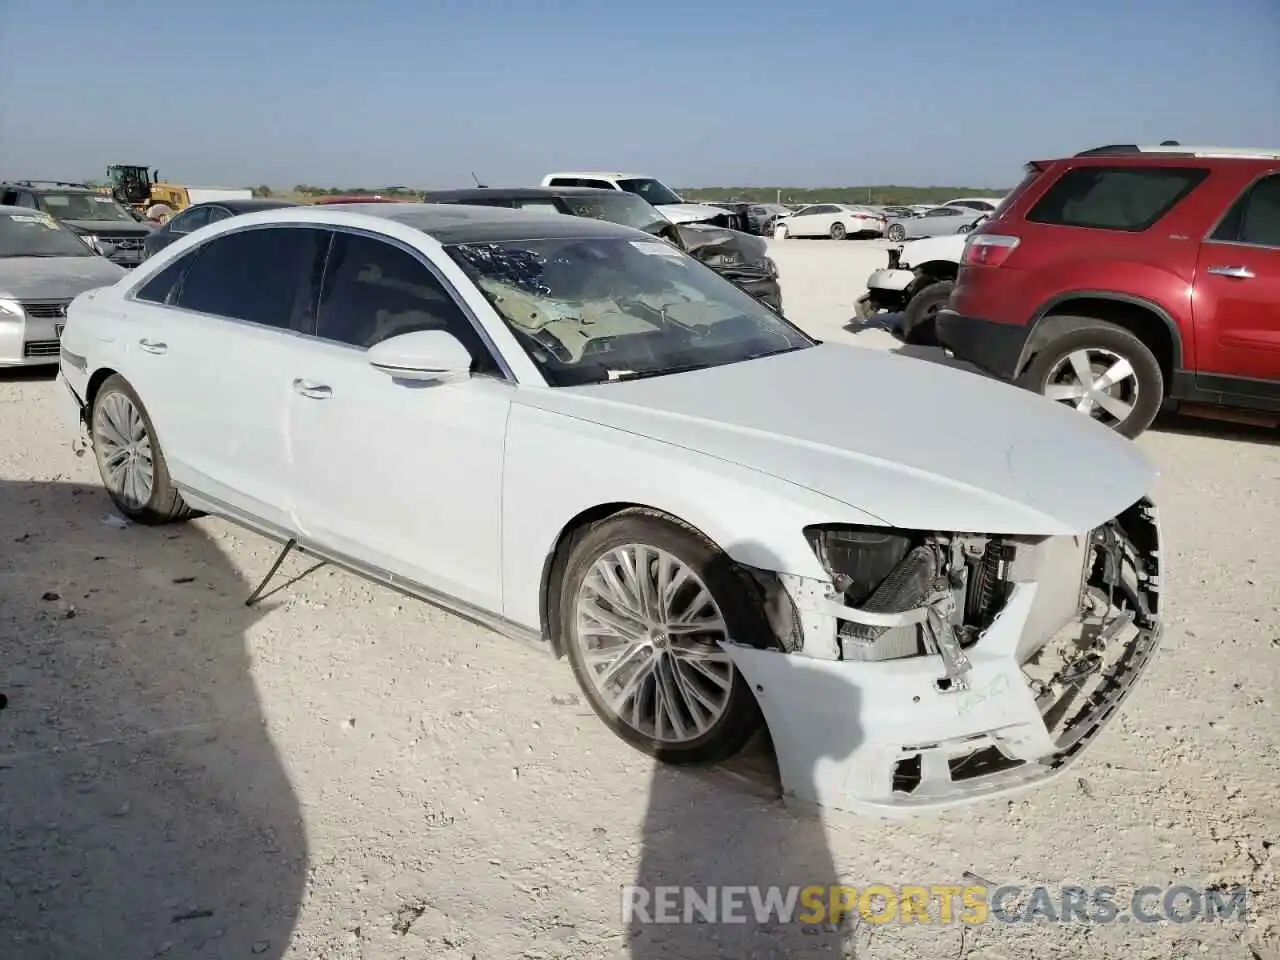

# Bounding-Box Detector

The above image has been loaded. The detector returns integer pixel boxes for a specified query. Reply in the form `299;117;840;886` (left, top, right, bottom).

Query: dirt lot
1;239;1277;960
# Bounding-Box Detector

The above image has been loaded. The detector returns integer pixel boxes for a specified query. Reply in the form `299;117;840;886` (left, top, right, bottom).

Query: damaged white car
56;203;1163;816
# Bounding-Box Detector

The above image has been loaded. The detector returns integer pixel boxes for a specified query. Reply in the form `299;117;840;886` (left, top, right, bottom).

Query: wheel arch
538;502;723;659
85;367;121;411
1018;292;1184;388
911;260;960;285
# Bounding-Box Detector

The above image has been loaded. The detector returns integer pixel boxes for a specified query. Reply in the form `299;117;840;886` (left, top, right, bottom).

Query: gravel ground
1;239;1277;960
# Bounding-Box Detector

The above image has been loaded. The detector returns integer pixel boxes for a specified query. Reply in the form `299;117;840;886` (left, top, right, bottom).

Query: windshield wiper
608;360;717;381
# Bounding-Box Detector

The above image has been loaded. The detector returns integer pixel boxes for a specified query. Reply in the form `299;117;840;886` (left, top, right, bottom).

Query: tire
957;222;976;234
90;374;192;524
899;280;953;346
829;221;847;240
1016;319;1164;439
887;223;907;242
559;510;775;764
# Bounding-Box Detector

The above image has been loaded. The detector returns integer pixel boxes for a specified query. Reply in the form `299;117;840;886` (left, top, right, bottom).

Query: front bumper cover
720;500;1163;817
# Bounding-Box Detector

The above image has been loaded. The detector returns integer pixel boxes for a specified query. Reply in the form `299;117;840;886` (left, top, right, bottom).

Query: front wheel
1016;319;1164;438
559;511;772;764
90;374;192;524
899;280;953;345
829;222;847;240
886;224;907;242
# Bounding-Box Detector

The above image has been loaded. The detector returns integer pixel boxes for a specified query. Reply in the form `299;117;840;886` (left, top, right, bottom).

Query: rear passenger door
127;224;330;532
1194;172;1280;392
286;230;512;612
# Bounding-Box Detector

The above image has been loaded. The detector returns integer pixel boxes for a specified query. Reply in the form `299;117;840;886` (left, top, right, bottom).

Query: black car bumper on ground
934;309;1032;380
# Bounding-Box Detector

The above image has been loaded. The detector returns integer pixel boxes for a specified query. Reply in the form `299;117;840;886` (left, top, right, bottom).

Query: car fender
1021;288;1187;373
499;401;882;633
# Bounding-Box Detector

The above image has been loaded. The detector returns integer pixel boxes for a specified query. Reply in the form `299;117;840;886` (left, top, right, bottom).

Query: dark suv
937;145;1280;438
0;180;153;268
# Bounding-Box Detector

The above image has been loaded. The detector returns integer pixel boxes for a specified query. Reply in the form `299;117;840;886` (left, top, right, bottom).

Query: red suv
937;144;1280;438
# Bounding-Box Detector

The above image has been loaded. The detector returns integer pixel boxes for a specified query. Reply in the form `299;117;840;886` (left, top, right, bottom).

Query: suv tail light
962;234;1020;267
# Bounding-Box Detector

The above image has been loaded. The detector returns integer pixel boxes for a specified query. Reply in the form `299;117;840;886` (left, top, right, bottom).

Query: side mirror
367;329;473;382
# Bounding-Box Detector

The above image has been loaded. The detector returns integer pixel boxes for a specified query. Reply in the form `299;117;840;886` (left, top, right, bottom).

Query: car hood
656;202;737;225
671;223;769;265
518;342;1157;535
59;219;154;236
898;233;966;267
0;256;127;300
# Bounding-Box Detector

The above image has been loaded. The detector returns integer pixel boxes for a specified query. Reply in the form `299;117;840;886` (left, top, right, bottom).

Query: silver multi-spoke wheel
573;544;735;744
93;391;155;509
1043;347;1139;427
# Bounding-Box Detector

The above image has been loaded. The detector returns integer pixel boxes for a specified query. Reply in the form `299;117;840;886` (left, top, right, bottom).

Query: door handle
138;338;167;354
1207;265;1255;279
292;378;332;399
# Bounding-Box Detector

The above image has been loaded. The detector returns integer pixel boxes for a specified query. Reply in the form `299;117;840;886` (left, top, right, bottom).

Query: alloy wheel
1043;347;1140;427
573;544;735;744
93;392;155;509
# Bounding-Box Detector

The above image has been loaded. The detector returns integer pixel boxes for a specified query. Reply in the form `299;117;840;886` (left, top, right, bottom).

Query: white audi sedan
57;203;1164;815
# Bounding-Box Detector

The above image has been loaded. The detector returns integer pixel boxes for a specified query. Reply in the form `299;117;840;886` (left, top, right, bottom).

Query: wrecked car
59;202;1163;817
422;187;782;313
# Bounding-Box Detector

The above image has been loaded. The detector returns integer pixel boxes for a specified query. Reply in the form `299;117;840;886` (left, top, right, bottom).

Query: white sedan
57;203;1164;815
773;203;885;239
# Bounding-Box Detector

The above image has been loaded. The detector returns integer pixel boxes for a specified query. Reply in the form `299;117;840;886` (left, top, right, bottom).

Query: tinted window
168;206;210;234
134;250;199;304
316;232;497;371
205;206;232;224
175;226;329;330
1027;166;1208;232
1212;174;1280;248
926;207;956;217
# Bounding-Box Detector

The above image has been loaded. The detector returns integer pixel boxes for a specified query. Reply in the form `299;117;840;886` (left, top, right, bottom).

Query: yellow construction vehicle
105;165;253;215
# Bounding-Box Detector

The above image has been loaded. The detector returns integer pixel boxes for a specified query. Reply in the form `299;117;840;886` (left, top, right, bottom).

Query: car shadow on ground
628;542;869;959
0;480;306;959
0;367;57;383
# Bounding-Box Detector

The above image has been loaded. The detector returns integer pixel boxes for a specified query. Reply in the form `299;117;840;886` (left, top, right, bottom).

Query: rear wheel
899;280;953;346
887;223;907;242
559;511;772;764
829;222;847;240
1016;319;1164;438
90;374;191;524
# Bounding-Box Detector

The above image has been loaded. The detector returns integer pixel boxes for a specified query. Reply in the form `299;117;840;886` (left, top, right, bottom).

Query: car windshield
37;192;136;222
446;236;814;386
560;194;667;234
0;211;96;258
615;178;684;206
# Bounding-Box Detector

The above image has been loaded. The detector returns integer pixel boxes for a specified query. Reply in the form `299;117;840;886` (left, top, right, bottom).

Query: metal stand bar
245;538;298;607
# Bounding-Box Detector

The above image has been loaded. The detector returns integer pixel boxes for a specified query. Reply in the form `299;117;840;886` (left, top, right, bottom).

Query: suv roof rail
1074;143;1280;160
6;178;94;188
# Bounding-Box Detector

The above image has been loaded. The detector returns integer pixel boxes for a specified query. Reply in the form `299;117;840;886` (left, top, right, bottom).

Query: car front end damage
720;498;1162;816
855;244;914;319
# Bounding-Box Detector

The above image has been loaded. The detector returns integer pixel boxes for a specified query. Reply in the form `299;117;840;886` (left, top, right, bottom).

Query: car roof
194;198;300;213
423;186;629;201
545;171;649;180
258;201;649;244
1;181;99;194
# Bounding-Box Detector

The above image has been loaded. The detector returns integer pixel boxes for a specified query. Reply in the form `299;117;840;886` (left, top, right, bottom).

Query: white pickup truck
539;172;738;228
854;217;987;345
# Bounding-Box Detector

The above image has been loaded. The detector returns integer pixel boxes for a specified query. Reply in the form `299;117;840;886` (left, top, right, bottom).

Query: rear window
1026;165;1208;232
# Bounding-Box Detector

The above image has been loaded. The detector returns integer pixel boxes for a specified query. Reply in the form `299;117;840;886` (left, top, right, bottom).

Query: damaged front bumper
720;499;1163;817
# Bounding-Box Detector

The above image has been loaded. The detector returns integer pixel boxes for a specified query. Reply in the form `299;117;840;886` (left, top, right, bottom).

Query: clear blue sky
2;0;1276;190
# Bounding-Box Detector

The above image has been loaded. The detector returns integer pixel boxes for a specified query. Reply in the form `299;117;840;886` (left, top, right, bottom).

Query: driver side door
286;230;513;612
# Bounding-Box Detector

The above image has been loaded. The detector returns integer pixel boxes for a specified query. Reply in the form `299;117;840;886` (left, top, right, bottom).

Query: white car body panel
776;205;885;238
57;204;1164;818
865;234;968;295
286;337;512;612
184;187;254;205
